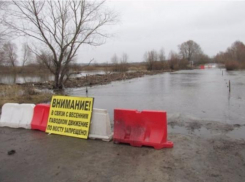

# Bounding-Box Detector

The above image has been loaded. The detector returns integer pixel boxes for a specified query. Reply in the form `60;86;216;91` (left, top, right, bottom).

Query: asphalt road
1;127;245;182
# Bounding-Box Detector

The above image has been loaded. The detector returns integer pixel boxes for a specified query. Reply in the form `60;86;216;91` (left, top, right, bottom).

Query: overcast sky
77;0;245;64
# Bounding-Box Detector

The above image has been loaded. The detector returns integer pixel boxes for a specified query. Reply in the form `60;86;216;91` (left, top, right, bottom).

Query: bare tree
0;49;4;66
144;50;158;70
111;54;119;64
159;48;165;62
168;50;180;70
214;40;245;70
119;53;129;72
227;41;245;63
103;61;110;74
178;40;203;64
121;53;128;63
22;43;33;67
0;2;10;44
195;53;210;65
0;2;5;43
111;53;129;72
111;54;119;71
36;51;54;69
0;2;9;66
2;42;18;71
4;0;116;89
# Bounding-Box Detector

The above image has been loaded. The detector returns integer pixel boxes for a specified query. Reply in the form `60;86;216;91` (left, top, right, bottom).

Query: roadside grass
0;85;53;113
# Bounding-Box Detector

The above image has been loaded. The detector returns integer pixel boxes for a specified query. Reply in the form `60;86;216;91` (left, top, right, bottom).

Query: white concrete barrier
0;103;19;128
0;103;35;129
19;104;35;129
89;108;113;141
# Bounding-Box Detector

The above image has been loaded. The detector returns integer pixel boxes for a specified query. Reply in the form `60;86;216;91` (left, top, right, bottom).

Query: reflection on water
0;73;53;84
72;71;106;78
67;69;245;125
0;71;105;84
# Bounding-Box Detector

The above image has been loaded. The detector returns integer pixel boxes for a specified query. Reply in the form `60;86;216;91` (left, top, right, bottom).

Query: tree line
0;1;245;90
144;40;211;71
144;40;245;71
214;41;245;70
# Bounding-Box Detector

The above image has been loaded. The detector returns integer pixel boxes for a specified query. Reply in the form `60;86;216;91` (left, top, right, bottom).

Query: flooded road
68;69;245;124
67;69;245;139
1;69;245;182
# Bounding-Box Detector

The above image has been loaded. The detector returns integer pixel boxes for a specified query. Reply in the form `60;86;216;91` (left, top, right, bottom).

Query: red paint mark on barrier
31;104;50;131
113;109;173;150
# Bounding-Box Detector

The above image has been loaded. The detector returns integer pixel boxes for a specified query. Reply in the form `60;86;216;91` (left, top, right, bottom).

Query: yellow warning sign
46;95;94;139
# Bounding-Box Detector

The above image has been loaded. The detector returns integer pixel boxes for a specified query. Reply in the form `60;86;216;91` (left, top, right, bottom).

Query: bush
147;61;169;71
169;59;188;70
112;62;129;72
225;60;240;71
240;62;245;69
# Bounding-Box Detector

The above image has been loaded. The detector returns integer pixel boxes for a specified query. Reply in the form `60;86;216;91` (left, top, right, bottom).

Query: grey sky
77;0;245;64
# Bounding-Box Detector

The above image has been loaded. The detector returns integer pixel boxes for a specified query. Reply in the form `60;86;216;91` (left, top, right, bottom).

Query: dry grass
0;85;53;111
128;64;146;71
81;62;148;72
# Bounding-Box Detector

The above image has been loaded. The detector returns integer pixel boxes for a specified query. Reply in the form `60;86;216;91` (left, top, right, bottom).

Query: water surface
67;69;245;125
0;71;105;84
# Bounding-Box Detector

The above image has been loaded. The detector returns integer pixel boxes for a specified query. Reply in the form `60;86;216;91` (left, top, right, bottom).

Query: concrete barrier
0;103;35;129
89;108;113;141
114;109;173;149
1;103;113;141
31;104;50;131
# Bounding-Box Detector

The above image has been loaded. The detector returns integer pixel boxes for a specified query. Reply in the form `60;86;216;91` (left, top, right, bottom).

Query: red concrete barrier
200;65;205;69
113;109;173;149
31;104;50;131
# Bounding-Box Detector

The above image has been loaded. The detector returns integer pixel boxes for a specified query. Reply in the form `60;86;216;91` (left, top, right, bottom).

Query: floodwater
0;71;105;84
0;73;53;84
67;69;245;139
